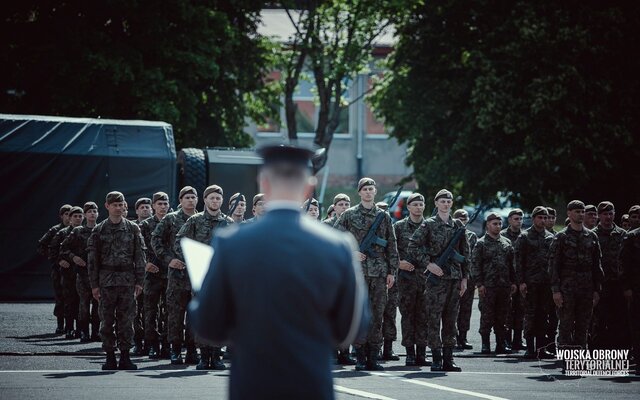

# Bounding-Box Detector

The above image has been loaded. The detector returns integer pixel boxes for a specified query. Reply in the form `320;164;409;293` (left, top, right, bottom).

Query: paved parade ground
1;302;637;400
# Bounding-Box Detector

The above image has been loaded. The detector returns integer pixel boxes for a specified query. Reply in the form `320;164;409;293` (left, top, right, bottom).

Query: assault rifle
229;193;243;217
359;186;403;258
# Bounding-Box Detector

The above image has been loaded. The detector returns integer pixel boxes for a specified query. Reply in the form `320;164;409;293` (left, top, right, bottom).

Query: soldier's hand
169;258;185;270
593;291;600;307
73;256;86;267
553;292;563;308
145;263;159;273
399;260;415;271
355;251;367;262
92;287;100;301
519;283;527;297
426;263;443;276
386;274;395;289
623;289;633;304
478;285;486;298
59;260;70;269
459;278;467;297
134;285;143;297
510;284;517;295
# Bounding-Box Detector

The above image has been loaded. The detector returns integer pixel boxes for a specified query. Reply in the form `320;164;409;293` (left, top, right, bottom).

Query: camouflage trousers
591;280;629;349
143;273;168;343
425;279;461;349
457;276;475;333
99;286;135;352
50;265;65;318
383;278;399;341
166;280;194;348
523;282;553;339
60;266;79;322
354;276;387;350
134;292;144;341
76;273;99;327
506;290;524;332
479;286;510;337
398;271;428;347
556;280;593;348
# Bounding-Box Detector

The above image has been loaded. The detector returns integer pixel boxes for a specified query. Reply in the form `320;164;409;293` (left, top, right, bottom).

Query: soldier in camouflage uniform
453;208;478;351
323;204;335;222
60;202;100;342
628;205;640;230
323;194;350;228
131;197;152;356
228;193;247;223
395;193;428;366
175;185;233;370
500;209;524;351
336;178;399;371
381;198;399;362
515;206;555;359
620;206;640;374
37;204;71;334
151;186;198;365
591;201;627;349
549;200;604;357
407;189;469;372
545;207;558;235
88;191;146;370
244;193;266;223
473;213;517;354
140;192;170;359
584;204;598;230
302;198;320;220
50;206;84;339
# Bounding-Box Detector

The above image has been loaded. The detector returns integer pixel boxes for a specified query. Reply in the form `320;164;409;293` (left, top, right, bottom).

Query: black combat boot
131;339;145;356
416;345;431;366
512;329;524;351
102;350;118;370
64;317;75;339
90;322;100;342
79;322;90;343
405;345;416;366
366;348;384;371
210;347;226;370
185;345;199;364
481;334;491;354
55;316;65;335
118;349;138;370
537;336;554;359
338;348;357;365
495;334;507;354
545;335;556;356
503;333;513;354
442;347;462;372
170;343;183;365
196;348;211;370
355;347;367;371
159;340;171;359
458;331;473;350
430;348;443;372
148;341;160;359
382;340;400;361
523;336;537;359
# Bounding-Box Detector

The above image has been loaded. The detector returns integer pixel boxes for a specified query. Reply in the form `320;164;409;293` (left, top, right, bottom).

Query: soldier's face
456;214;468;226
205;192;223;213
435;198;453;214
358;185;376;202
153;200;169;218
85;209;98;223
629;213;640;229
105;201;125;218
60;211;70;225
334;200;350;216
70;213;84;227
136;204;152;220
533;214;548;229
180;194;198;211
545;215;556;229
568;209;585;224
486;219;502;235
232;200;246;217
598;210;615;228
408;201;425;218
621;218;630;230
254;200;266;216
585;212;598;227
508;214;523;230
307;204;319;219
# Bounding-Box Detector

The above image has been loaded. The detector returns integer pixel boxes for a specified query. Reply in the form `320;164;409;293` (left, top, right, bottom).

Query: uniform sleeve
37;226;56;258
548;235;563;293
620;233;638;291
384;214;399;275
151;217;174;266
174;218;194;262
59;229;75;263
87;228;100;289
471;241;484;287
507;243;516;285
48;231;63;263
407;223;430;269
334;210;349;233
132;223;146;286
458;227;470;279
591;235;604;293
514;235;525;285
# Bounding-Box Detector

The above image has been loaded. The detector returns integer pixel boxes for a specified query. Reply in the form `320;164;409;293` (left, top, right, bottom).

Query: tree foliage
1;0;273;149
371;1;640;210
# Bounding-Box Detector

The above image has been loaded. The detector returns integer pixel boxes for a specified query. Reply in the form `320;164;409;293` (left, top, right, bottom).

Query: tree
1;0;273;149
371;1;640;210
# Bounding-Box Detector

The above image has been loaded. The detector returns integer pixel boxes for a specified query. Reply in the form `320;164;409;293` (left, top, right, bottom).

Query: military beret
303;198;319;209
203;185;223;199
106;191;125;204
179;186;197;199
358;177;376;191
376;201;389;211
253;193;265;206
567;200;586;211
229;193;246;206
629;205;640;215
621;214;629;222
333;193;351;205
597;201;614;214
434;189;453;201
452;209;468;218
68;206;84;216
257;144;314;168
407;193;425;205
152;192;169;204
532;206;549;217
59;204;72;215
326;204;335;216
135;197;151;210
83;202;98;213
585;204;597;214
485;212;501;223
508;208;524;218
546;207;556;216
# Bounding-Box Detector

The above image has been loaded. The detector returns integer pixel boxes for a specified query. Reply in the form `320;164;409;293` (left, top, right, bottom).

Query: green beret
585;204;597;214
567;200;586;211
253;193;265;206
376;201;389;211
358;177;376;191
83;202;98;213
152;192;169;203
68;206;84;216
434;189;453;201
629;205;640;216
179;186;197;199
452;209;468;218
106;191;125;204
229;193;246;206
203;185;223;199
407;193;425;205
302;198;319;209
333;193;351;205
597;201;614;214
508;208;523;218
532;206;549;217
59;204;72;215
485;212;501;223
135;197;151;209
546;207;556;216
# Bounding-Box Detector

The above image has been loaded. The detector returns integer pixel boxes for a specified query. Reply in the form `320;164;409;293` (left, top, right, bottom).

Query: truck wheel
178;148;207;198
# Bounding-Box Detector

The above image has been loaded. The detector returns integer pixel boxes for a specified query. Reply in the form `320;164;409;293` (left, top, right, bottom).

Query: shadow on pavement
332;370;369;378
402;371;447;379
7;333;62;340
137;370;225;379
598;376;640;383
44;371;118;378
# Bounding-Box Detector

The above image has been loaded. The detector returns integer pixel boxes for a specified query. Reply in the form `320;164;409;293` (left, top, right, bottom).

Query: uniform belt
101;264;131;272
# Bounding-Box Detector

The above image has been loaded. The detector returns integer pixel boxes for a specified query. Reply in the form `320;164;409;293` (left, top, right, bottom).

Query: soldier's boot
481;334;491;354
442;347;462;372
523;336;537;359
209;348;226;370
355;347;367;371
512;329;524;351
64;317;75;339
159;340;171;359
405;346;416;366
537;336;555;359
79;322;91;343
148;341;160;359
365;348;384;371
90;322;100;342
382;340;400;361
185;345;199;365
102;351;118;371
503;333;513;354
495;334;509;354
457;331;473;350
430;348;443;372
131;339;144;356
170;343;183;365
545;336;556;356
55;316;65;335
196;349;211;370
337;348;356;365
118;350;138;370
416;345;431;367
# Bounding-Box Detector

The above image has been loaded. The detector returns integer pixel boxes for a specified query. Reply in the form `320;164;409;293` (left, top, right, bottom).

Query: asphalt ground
1;301;638;400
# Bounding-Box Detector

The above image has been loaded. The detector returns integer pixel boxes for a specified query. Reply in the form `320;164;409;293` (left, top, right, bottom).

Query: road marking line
400;379;509;400
334;385;397;400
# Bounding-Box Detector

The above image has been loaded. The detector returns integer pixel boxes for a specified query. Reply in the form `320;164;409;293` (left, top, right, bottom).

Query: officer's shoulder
393;217;407;228
300;217;351;249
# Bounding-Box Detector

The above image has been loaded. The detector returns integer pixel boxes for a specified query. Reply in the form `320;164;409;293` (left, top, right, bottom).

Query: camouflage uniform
500;227;524;342
592;224;626;349
88;218;146;352
132;220;146;350
140;215;168;349
457;230;477;336
549;227;603;349
472;235;515;341
49;226;79;334
37;223;66;322
336;204;399;353
60;225;99;338
322;215;337;228
394;217;427;348
620;227;640;369
407;215;469;349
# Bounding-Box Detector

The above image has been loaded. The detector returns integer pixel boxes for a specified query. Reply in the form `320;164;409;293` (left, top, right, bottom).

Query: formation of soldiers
37;178;640;375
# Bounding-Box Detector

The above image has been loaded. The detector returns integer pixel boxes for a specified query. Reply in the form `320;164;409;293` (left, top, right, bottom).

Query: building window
366;76;386;135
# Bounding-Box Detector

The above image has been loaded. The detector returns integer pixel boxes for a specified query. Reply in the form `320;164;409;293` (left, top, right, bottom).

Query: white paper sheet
180;237;214;292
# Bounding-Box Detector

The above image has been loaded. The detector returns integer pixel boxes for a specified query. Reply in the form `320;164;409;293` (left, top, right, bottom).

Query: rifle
359;186;403;258
425;204;483;284
229;193;243;217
